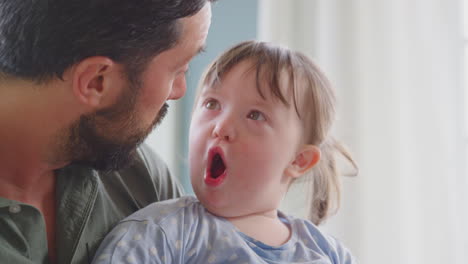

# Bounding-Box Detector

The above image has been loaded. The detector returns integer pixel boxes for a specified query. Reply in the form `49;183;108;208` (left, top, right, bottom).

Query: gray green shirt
0;144;182;264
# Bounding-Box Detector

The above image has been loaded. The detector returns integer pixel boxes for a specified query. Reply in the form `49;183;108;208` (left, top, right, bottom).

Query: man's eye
247;110;266;121
204;99;219;110
177;68;189;76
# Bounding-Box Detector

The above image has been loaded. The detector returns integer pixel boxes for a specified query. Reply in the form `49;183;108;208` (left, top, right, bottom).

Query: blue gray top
93;196;357;264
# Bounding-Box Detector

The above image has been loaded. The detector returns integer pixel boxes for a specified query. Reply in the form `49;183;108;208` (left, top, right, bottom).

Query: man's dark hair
0;0;213;83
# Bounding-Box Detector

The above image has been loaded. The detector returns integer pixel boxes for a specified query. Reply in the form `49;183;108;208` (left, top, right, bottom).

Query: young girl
92;41;357;263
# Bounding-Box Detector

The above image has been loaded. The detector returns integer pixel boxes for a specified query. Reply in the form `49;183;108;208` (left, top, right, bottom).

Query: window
464;0;468;174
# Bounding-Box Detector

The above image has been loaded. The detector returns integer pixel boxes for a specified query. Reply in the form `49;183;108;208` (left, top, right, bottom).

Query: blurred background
144;0;468;263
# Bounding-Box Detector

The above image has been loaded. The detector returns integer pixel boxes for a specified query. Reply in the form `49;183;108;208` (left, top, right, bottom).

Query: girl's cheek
245;121;272;137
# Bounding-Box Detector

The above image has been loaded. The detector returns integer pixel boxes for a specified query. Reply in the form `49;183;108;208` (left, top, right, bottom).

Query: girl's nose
212;116;236;142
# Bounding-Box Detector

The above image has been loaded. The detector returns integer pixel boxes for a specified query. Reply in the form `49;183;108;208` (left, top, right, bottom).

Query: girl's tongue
210;154;225;179
205;149;227;186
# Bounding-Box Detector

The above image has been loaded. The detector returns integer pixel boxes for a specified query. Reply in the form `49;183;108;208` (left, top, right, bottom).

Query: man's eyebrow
180;45;206;65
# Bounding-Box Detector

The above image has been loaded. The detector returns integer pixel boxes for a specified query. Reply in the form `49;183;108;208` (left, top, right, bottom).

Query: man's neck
0;118;68;202
0;163;58;204
0;79;69;203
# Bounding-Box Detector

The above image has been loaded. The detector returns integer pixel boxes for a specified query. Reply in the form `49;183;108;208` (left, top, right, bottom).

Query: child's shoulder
120;195;203;225
93;196;209;263
285;213;329;241
284;213;357;263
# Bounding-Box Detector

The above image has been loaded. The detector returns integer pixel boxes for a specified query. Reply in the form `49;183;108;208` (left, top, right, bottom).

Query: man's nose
167;75;187;100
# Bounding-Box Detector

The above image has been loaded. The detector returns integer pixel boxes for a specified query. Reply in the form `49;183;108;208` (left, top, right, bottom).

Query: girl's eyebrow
204;81;221;92
197;87;216;100
200;87;218;98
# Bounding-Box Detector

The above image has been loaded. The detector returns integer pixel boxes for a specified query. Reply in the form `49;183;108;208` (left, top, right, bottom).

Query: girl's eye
204;99;220;110
247;110;266;121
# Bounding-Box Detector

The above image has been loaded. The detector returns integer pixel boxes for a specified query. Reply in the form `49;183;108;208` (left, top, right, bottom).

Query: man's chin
68;102;168;172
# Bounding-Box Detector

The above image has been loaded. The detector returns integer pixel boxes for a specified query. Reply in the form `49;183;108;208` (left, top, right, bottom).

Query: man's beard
62;83;169;172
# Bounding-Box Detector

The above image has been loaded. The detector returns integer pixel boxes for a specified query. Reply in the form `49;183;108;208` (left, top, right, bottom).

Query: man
0;0;213;263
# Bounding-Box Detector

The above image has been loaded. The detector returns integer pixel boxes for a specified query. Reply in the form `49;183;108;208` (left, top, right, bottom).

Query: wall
144;0;258;193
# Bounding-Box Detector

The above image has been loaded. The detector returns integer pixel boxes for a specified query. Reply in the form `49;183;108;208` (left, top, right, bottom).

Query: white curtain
261;0;468;263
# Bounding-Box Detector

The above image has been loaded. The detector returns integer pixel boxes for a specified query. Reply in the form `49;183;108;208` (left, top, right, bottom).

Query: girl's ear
285;145;321;178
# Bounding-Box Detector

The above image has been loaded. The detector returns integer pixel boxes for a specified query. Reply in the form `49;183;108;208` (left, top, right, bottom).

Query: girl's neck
226;211;292;247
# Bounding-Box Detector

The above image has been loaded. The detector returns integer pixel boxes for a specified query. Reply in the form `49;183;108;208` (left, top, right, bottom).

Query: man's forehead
180;4;211;47
175;5;211;63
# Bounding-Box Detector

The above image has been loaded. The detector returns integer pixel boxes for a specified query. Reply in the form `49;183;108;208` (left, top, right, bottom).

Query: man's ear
71;56;119;108
285;145;321;178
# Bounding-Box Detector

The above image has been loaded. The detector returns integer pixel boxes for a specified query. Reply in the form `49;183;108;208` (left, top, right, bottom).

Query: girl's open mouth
205;147;227;186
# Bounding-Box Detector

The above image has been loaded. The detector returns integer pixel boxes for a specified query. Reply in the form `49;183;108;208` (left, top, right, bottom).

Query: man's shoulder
134;143;169;178
55;144;182;263
114;143;169;183
97;143;183;208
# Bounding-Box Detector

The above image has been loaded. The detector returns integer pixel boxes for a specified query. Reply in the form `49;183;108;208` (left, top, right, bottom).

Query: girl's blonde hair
196;41;357;225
